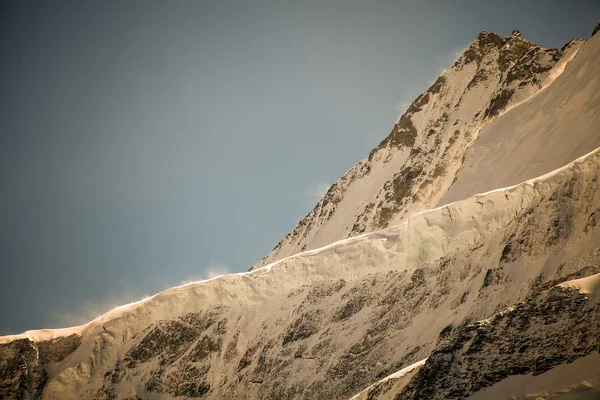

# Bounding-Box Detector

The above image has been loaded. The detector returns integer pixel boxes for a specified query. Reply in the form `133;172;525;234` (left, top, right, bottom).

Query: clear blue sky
1;0;598;334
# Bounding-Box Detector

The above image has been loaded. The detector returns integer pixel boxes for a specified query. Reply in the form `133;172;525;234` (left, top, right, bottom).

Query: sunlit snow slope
441;29;600;205
2;144;600;399
253;29;591;269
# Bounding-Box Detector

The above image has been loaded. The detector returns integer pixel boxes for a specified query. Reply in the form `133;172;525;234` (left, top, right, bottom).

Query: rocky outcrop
0;339;47;400
0;334;80;399
394;276;600;399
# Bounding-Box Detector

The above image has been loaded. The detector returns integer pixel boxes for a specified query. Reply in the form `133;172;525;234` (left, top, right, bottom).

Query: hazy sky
1;0;599;334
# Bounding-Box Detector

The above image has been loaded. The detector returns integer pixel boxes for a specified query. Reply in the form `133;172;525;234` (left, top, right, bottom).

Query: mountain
1;26;600;400
252;29;599;269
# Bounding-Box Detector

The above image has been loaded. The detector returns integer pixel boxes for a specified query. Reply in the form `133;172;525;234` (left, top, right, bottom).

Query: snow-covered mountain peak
253;29;591;270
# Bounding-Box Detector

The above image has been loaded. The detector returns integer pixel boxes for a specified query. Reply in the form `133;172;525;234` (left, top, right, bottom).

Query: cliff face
253;30;586;269
395;277;600;400
0;335;81;399
352;271;600;400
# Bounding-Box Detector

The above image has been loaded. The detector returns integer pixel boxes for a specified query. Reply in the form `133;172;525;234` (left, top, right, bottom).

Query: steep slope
349;359;427;400
394;273;600;400
353;273;600;400
2;142;600;399
253;30;587;269
442;29;600;205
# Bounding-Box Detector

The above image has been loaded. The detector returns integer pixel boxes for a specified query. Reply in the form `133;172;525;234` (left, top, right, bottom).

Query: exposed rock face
0;339;47;400
37;334;82;364
0;334;80;399
441;30;600;206
395;279;600;399
253;30;587;270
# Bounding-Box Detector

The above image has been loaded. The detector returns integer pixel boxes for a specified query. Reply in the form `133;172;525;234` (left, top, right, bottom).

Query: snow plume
45;263;231;328
435;43;469;76
396;43;468;121
395;99;413;117
178;263;231;286
307;182;331;201
46;293;152;330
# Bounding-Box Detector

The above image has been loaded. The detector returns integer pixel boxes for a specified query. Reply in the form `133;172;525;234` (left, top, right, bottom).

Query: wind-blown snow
2;144;600;347
559;273;600;302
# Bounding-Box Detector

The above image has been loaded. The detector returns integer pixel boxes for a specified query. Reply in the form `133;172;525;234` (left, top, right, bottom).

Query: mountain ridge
2;140;600;399
2;26;600;400
4;141;600;346
252;29;586;270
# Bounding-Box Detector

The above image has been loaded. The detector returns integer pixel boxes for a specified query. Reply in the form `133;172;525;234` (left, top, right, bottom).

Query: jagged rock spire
511;29;522;39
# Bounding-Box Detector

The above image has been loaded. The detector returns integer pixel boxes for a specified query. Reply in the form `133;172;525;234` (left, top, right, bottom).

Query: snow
0;296;155;344
2;144;599;346
257;32;589;268
559;273;600;301
384;358;427;380
2;118;599;400
441;35;598;206
348;358;427;400
492;44;581;119
468;352;600;400
1;29;599;400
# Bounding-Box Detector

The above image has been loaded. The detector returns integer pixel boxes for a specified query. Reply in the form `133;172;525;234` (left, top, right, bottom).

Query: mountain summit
252;28;597;270
1;26;600;400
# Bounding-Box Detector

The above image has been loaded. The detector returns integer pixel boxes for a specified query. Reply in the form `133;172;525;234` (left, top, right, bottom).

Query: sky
0;0;599;335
